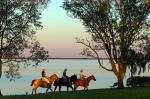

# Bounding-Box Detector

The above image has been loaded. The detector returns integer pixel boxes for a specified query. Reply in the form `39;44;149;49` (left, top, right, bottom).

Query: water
0;59;149;95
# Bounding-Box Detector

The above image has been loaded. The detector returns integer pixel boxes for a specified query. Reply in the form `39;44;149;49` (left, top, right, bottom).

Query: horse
53;74;77;94
74;75;96;91
30;74;59;94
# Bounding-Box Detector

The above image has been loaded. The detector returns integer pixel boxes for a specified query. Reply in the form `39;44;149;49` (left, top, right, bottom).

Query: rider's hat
64;68;67;71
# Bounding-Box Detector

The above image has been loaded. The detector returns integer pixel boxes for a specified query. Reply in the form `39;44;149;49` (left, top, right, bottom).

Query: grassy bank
1;87;150;99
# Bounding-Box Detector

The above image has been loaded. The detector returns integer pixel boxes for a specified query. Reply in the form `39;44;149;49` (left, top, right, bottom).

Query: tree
126;49;148;77
62;0;150;88
0;0;50;80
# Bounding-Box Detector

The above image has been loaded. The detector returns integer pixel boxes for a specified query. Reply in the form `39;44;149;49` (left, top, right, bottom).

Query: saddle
62;76;70;83
41;77;50;84
79;77;86;81
79;78;87;83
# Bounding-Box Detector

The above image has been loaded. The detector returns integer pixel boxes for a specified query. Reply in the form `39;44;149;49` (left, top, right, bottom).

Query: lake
0;59;149;95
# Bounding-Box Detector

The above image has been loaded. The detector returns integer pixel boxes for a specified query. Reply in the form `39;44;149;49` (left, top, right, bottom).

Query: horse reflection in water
53;74;77;94
74;75;96;91
30;74;59;94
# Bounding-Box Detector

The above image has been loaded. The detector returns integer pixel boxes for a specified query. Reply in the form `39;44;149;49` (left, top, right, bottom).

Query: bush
127;76;150;87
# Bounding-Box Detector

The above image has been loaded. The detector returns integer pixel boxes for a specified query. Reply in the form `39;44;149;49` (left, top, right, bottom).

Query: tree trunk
0;59;2;78
0;89;2;96
117;79;124;88
117;72;124;88
111;60;126;88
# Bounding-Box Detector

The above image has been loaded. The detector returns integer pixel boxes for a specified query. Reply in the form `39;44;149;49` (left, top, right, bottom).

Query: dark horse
53;74;77;94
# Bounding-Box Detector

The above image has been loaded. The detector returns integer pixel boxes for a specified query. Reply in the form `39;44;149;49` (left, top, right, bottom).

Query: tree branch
76;39;112;71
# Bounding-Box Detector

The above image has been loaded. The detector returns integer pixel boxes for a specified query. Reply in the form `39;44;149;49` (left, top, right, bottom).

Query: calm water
0;59;149;95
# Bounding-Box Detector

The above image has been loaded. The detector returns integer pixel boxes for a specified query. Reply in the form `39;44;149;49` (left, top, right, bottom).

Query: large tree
0;0;50;80
62;0;150;88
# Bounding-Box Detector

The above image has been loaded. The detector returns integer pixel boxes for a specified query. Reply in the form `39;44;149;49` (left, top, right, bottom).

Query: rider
41;69;50;84
62;68;68;83
79;69;86;80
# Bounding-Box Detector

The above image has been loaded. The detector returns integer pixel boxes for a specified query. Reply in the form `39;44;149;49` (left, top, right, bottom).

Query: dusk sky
36;0;90;58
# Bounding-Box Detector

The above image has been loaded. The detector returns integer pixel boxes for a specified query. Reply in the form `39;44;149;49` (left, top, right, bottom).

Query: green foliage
62;0;150;60
0;0;50;80
126;49;147;76
4;62;21;81
127;76;150;87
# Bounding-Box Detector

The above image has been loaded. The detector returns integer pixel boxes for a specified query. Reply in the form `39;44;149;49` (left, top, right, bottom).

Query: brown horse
30;74;59;94
74;75;96;91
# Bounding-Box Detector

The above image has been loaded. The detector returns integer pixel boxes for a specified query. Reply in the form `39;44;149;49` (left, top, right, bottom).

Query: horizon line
3;57;109;60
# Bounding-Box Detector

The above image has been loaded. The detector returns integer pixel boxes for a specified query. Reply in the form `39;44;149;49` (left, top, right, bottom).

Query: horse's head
90;75;96;81
70;74;77;82
49;74;59;81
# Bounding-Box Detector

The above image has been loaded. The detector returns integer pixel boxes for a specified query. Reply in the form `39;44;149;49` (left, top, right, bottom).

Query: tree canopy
0;0;50;80
62;0;150;88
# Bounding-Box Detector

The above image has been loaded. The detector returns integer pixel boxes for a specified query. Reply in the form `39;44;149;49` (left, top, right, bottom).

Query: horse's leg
70;85;73;93
84;87;86;91
59;85;61;93
84;87;88;92
67;86;69;93
32;89;34;95
54;86;57;94
87;87;88;91
46;88;49;94
32;88;36;95
47;86;53;93
74;86;78;92
35;89;37;94
74;86;76;91
50;87;53;92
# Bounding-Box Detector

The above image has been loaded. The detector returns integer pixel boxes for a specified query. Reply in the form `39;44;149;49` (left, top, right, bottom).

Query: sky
36;0;90;58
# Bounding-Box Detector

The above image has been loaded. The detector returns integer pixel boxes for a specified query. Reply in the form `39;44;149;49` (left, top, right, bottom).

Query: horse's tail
31;80;35;86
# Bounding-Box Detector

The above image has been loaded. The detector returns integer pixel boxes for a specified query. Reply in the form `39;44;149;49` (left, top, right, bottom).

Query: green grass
1;87;150;99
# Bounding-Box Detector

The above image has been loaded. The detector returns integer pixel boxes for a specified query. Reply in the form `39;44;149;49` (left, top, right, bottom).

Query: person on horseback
62;68;69;83
79;69;86;80
41;69;50;84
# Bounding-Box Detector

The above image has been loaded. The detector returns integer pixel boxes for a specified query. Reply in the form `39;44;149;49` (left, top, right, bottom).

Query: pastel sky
36;0;90;58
